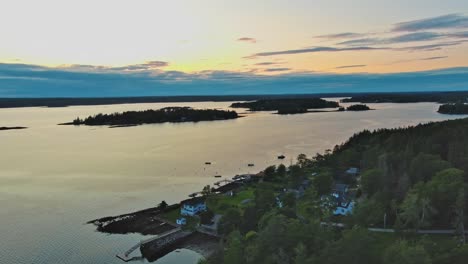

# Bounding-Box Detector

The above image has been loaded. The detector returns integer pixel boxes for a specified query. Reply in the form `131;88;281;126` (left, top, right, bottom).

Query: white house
176;217;187;225
180;200;207;216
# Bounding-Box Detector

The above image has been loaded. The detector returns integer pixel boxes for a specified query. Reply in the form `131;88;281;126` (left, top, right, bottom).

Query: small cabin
176;217;187;225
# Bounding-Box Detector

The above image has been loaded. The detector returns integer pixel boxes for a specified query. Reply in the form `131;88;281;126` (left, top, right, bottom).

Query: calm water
0;100;465;264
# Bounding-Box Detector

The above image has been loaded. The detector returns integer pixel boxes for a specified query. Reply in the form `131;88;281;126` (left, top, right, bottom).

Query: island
90;116;468;263
60;107;239;126
0;126;27;131
231;98;340;114
346;104;371;111
438;103;468;115
341;91;468;103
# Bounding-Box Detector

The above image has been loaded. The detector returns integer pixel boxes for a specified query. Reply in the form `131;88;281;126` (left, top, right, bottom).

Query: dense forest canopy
201;117;468;264
230;98;340;112
66;107;239;126
438;103;468;115
346;104;371;111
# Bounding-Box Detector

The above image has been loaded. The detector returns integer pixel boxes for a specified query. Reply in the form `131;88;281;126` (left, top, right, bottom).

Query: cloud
263;68;291;72
247;46;386;58
393;13;468;32
420;56;448;61
448;31;468;38
237;37;257;43
254;62;284;66
2;63;468;97
335;64;366;69
398;40;467;51
58;61;169;73
314;32;366;40
338;32;443;46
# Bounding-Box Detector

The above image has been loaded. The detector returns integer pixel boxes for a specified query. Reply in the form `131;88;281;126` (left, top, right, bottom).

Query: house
180;199;207;216
333;184;348;195
346;167;359;176
334;200;355;216
176;217;187;225
331;183;354;215
276;196;284;208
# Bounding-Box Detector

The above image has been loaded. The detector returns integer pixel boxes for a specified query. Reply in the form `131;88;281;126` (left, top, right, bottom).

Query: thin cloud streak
335;64;366;69
393;13;468;32
314;32;366;40
237;37;257;43
247;46;386;58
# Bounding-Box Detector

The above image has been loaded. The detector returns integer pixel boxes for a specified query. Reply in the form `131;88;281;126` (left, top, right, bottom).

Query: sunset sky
1;0;468;96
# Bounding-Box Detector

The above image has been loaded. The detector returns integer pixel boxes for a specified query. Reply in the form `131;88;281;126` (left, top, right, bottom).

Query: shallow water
0;100;465;263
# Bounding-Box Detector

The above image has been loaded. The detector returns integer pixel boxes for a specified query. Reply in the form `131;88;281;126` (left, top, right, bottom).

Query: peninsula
60;107;239;126
92;116;468;263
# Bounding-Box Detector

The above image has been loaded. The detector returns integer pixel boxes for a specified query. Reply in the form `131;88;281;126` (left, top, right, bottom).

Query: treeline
201;117;468;264
342;91;468;103
68;107;239;126
230;98;340;112
438;103;468;115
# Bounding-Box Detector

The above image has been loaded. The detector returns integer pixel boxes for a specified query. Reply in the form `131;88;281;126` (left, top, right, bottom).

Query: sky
1;0;468;97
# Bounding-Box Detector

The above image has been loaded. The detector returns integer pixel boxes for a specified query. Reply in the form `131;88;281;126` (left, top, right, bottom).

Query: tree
224;231;245;264
399;185;436;230
453;187;466;244
264;165;277;181
202;185;212;196
351;196;386;227
158;200;168;210
289;164;303;187
383;240;431;264
408;153;450;184
294;242;310;264
425;168;464;225
319;227;377;264
313;171;333;196
254;184;276;213
277;164;287;178
199;209;215;225
361;169;384;196
241;206;258;234
218;208;242;236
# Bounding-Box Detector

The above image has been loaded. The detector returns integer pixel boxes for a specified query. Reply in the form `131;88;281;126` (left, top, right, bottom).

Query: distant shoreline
1;91;467;108
0;126;27;131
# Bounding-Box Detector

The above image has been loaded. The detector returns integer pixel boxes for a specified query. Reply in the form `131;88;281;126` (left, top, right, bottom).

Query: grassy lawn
207;187;255;214
161;207;181;223
161;207;199;231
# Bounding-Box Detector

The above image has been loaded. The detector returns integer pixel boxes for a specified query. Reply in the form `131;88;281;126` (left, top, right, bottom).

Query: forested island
231;98;340;114
62;107;239;126
342;91;468;103
438;103;468;115
346;104;371;111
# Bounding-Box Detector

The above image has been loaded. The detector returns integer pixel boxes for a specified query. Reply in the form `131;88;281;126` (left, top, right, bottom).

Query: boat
248;163;255;167
277;155;286;159
214;175;222;178
205;162;212;165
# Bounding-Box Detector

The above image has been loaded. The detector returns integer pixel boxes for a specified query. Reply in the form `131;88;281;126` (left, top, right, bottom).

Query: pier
116;227;182;262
